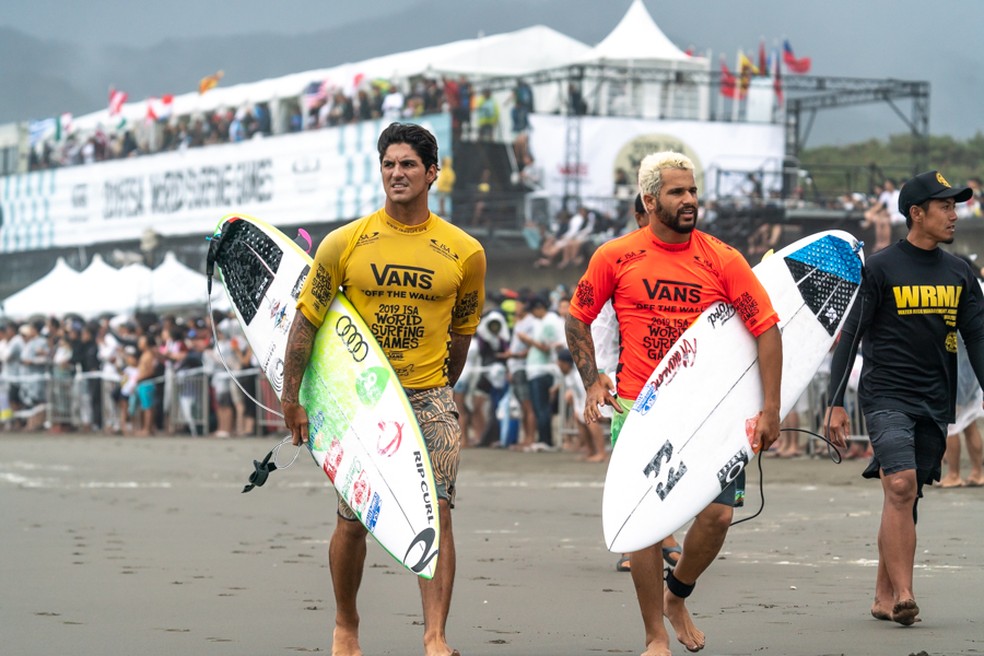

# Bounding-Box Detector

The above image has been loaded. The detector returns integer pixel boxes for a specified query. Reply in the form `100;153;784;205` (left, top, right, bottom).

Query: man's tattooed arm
565;314;599;388
282;312;318;445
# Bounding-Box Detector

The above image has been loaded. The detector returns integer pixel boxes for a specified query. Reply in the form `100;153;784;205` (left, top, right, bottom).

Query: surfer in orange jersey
595;193;683;574
824;170;984;628
566;152;782;655
282;122;486;656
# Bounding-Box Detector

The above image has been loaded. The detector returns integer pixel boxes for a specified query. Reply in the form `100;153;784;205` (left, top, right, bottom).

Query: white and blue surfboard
603;230;864;553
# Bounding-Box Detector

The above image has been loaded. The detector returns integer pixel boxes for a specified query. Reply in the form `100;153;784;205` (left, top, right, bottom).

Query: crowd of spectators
0;289;607;461
26;74;528;172
0;310;261;438
453;286;606;461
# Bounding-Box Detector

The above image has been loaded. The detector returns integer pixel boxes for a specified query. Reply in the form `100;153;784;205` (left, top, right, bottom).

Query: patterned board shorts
337;385;461;520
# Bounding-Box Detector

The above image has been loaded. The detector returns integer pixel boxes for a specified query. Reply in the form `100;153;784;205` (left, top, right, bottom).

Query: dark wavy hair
377;122;439;172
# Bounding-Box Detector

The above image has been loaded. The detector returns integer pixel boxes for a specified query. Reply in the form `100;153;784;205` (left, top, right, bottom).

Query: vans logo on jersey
642;279;702;303
617;249;646;264
429;239;459;261
370;263;434;289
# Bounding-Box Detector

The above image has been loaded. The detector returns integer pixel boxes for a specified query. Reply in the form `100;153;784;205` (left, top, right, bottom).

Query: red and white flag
108;87;128;116
146;94;174;122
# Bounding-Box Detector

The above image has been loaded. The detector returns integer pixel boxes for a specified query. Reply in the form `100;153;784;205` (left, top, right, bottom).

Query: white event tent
150;252;227;310
575;0;711;120
1;258;81;318
1;252;227;319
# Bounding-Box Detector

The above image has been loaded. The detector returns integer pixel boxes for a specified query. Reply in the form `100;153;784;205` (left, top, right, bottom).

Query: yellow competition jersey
297;209;486;389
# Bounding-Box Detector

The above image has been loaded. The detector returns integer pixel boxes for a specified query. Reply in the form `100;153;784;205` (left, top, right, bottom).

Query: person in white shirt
519;296;565;449
380;85;405;122
504;299;537;448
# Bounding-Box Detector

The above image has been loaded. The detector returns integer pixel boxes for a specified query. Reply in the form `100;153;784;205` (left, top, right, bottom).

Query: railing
0;366;281;436
0;366;870;454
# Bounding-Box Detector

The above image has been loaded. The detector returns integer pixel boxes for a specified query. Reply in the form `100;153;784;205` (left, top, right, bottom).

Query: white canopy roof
1;257;80;318
1;252;227;319
149;251;226;311
577;0;707;67
71;25;591;133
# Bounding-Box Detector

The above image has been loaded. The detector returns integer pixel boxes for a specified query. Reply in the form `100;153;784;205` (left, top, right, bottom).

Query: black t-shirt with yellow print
830;239;984;423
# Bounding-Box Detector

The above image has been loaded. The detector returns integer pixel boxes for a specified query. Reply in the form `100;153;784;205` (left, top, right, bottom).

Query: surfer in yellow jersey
566;152;782;655
282;123;486;656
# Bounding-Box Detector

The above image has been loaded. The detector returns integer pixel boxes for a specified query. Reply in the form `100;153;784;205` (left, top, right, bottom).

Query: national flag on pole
783;39;811;74
199;70;224;94
57;112;72;140
737;50;756;97
28;118;57;146
719;57;738;99
772;48;784;104
738;50;759;77
108;87;128;116
145;94;174;123
758;40;768;77
302;80;329;111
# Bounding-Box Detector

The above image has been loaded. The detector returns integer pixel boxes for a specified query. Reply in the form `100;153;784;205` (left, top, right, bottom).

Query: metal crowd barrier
0;366;871;448
0;366;271;436
802;371;869;455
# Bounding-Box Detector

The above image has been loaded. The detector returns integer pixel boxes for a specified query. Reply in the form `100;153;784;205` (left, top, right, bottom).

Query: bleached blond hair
637;151;695;198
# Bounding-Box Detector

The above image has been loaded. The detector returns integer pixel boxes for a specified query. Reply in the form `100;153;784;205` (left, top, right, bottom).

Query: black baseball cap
898;170;973;219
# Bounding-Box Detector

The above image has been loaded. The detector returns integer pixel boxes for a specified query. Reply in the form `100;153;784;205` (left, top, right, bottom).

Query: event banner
527;114;785;202
0;114;452;253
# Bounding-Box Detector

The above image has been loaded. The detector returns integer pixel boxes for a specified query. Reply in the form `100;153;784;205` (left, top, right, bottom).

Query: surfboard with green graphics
210;213;439;579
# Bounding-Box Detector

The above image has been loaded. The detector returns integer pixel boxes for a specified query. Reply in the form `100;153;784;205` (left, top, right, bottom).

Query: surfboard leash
241;435;301;492
733;240;866;528
730;427;844;528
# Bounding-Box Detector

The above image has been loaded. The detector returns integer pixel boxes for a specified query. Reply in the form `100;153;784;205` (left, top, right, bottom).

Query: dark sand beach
2;433;982;655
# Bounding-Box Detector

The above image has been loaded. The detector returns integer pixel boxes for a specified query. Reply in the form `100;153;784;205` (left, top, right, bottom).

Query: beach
2;433;982;656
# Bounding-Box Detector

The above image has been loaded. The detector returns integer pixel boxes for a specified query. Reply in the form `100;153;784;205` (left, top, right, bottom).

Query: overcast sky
3;0;982;145
4;0;384;44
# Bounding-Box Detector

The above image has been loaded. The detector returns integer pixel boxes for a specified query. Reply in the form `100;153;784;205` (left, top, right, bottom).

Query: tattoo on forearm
446;332;471;387
565;317;598;387
283;313;317;403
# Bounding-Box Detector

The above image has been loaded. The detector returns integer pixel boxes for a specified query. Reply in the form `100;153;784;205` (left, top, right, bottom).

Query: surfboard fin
242;450;278;493
205;227;224;294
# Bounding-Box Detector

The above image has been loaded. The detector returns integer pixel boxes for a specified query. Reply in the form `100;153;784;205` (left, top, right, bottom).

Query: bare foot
663;591;705;652
870;604;892;621
423;643;458;656
939;474;965;488
331;625;362;656
891;598;920;626
641;636;673;656
584;452;607;463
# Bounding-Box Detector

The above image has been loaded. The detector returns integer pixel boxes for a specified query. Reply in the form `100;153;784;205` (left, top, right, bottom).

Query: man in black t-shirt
824;169;984;628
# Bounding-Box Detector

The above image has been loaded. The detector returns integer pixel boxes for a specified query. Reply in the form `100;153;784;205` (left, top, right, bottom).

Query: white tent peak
582;0;701;64
1;257;81;319
81;253;116;274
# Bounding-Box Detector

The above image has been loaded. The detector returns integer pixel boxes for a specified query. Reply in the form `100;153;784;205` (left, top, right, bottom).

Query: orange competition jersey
569;228;779;400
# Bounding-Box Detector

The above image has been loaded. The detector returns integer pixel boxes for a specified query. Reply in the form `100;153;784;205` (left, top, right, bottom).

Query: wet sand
2;433;982;655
